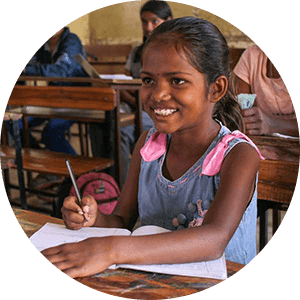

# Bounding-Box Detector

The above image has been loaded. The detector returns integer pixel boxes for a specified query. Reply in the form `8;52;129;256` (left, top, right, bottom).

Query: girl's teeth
154;108;177;116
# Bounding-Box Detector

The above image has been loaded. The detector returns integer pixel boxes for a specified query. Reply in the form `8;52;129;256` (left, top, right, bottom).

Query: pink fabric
234;45;295;117
200;130;264;176
140;130;264;176
140;131;167;162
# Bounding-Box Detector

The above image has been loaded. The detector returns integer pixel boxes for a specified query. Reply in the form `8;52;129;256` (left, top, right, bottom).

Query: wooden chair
1;83;125;211
257;159;299;250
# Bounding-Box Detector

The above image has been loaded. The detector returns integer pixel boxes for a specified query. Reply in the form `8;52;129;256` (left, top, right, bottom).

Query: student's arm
233;75;299;136
93;129;148;230
61;131;148;231
242;107;299;136
109;143;260;266
43;142;260;278
24;35;85;77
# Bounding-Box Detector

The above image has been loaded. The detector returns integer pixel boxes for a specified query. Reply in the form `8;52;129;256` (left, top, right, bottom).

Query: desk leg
134;90;143;140
114;91;122;187
11;119;27;209
258;199;268;251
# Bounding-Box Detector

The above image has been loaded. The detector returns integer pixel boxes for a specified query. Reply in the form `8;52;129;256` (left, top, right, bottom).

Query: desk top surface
18;75;142;87
13;208;243;299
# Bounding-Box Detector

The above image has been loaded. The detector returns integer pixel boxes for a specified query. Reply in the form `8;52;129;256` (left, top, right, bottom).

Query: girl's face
140;43;217;135
141;11;166;38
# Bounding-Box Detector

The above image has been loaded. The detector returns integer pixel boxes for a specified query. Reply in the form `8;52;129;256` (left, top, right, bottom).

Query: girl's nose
151;81;171;102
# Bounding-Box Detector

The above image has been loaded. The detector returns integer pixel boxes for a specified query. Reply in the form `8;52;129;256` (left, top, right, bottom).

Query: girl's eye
171;78;185;85
142;77;153;85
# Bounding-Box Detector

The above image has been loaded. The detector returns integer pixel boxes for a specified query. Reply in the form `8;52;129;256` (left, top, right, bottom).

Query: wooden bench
2;83;126;210
257;159;299;250
1;145;113;177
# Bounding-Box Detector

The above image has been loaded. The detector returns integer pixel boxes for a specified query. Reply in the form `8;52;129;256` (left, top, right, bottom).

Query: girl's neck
170;120;220;154
162;120;220;181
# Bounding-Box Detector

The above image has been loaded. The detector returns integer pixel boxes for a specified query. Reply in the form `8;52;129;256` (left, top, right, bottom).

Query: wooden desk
7;76;143;187
13;208;244;299
250;134;300;149
7;106;135;128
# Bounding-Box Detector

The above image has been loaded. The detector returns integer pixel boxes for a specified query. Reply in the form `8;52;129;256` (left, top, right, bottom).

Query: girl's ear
208;75;228;103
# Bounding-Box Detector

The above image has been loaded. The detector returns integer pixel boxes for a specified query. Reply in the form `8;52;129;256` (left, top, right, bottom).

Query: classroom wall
67;1;253;48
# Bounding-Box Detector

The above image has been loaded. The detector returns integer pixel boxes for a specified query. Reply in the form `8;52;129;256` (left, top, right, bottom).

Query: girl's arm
110;142;260;266
93;130;149;230
43;141;260;278
61;131;148;231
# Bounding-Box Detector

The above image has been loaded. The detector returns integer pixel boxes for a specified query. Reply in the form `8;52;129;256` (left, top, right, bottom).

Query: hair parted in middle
142;16;244;132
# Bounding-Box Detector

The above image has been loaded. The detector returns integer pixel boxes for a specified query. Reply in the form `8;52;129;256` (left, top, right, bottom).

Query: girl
43;17;263;279
125;0;173;78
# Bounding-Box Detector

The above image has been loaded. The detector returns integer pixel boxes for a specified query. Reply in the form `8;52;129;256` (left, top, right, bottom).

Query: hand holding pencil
62;160;98;230
61;195;98;230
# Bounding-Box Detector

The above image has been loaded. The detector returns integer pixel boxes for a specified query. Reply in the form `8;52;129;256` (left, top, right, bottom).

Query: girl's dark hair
142;17;244;132
134;1;173;63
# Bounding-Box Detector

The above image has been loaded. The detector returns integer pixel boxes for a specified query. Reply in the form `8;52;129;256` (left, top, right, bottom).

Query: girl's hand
41;236;115;278
61;195;98;230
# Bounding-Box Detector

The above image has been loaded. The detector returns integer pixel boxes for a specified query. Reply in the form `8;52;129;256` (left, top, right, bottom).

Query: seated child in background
18;27;88;188
42;17;262;279
21;26;88;156
233;44;299;161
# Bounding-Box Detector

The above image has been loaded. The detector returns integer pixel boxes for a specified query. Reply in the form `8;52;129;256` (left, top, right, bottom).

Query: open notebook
30;223;227;280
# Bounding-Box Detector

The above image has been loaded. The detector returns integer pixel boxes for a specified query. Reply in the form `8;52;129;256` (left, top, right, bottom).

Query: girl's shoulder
201;125;263;177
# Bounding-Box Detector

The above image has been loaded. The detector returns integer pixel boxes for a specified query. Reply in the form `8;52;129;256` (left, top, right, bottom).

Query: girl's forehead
143;42;189;64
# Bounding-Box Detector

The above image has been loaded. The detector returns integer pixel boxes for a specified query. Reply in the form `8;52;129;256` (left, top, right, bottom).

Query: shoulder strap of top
140;128;167;162
200;130;264;176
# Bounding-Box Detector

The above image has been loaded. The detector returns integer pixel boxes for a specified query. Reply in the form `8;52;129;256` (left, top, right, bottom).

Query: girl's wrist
109;236;132;266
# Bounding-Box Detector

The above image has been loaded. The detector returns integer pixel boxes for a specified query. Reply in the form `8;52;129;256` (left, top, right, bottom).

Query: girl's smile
140;43;216;135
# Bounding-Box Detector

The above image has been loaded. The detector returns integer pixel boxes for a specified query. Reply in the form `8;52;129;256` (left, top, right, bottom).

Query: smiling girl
43;17;263;279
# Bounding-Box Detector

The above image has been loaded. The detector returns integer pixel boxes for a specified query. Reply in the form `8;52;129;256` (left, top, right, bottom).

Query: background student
233;44;299;161
21;26;88;156
17;27;88;188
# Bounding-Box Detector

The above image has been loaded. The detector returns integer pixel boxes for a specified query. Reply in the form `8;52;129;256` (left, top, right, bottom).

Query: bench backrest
258;159;299;204
8;85;116;111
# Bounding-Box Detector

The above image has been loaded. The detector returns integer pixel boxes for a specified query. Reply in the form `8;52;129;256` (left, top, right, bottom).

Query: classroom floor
2;123;285;253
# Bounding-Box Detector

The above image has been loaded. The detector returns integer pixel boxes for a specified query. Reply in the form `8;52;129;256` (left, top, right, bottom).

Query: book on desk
74;53;136;82
30;223;227;280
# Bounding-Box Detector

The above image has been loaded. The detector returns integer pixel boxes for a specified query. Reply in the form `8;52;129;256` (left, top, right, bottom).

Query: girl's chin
154;125;175;135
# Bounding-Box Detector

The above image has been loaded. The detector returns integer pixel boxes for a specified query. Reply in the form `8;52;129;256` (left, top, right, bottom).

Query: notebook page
30;223;130;252
120;225;227;279
119;254;227;280
131;225;170;236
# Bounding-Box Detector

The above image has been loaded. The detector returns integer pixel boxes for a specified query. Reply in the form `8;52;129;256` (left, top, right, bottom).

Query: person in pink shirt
233;44;299;161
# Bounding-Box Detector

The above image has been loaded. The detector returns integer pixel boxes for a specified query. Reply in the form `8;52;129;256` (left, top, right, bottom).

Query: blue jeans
18;117;76;155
